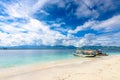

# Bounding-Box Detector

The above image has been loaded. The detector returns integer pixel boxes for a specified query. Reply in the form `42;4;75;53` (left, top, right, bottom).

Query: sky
0;0;120;47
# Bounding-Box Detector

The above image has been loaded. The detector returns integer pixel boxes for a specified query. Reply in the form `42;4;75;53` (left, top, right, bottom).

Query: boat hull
73;53;96;57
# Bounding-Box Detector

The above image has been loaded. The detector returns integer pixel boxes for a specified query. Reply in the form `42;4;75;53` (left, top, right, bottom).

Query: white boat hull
73;53;96;57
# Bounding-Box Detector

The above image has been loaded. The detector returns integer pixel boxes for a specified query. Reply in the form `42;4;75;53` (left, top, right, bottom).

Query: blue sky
0;0;120;47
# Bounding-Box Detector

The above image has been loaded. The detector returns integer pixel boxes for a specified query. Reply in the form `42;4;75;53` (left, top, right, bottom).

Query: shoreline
0;55;120;80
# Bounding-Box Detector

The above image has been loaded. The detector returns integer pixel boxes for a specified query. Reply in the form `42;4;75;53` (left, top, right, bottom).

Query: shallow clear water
103;50;120;55
0;49;75;68
0;49;120;68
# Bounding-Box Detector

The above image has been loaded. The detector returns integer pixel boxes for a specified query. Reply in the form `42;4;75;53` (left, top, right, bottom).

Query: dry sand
0;55;120;80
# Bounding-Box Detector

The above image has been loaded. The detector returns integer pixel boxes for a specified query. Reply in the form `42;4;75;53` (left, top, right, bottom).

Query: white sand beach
0;55;120;80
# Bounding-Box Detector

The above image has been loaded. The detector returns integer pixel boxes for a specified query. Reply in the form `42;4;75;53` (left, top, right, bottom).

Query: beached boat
73;53;96;57
73;50;96;57
73;49;108;57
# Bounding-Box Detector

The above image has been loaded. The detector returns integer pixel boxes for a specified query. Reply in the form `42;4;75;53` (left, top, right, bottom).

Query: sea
0;49;120;68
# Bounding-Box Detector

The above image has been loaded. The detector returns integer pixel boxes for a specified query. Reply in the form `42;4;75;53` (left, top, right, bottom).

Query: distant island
0;45;76;50
78;46;120;51
0;45;120;50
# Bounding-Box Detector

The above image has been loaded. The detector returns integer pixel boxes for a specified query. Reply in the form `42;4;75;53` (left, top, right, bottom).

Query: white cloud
51;22;65;27
66;15;120;47
62;33;96;47
74;0;118;18
92;15;120;32
0;32;42;46
68;21;95;33
39;10;50;15
2;0;48;18
0;17;66;46
75;2;98;18
0;0;120;47
45;0;66;8
68;15;120;34
92;33;120;46
0;0;66;46
62;32;120;47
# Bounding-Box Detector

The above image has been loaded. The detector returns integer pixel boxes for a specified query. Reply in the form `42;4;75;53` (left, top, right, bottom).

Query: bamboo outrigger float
73;49;108;57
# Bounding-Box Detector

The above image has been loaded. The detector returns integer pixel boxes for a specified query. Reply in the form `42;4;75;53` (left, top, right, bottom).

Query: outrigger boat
73;53;96;57
73;49;108;57
73;50;96;57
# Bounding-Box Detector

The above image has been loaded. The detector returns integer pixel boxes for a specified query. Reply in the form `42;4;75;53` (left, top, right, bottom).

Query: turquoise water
103;50;120;55
0;49;75;68
0;49;120;68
